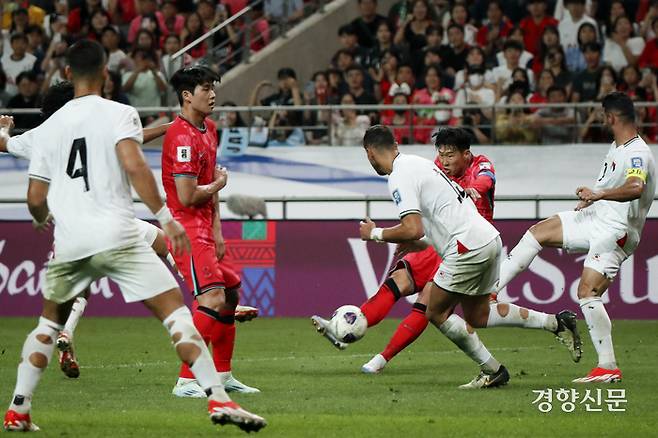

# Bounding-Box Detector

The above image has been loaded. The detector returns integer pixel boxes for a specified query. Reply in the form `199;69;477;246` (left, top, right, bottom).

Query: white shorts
433;236;502;296
44;241;178;304
558;209;633;280
134;219;160;247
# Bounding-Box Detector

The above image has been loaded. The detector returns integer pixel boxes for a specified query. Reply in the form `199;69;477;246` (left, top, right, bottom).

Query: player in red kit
162;66;259;398
313;127;578;388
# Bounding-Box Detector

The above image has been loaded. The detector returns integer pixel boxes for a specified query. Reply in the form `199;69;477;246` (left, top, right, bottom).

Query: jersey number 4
66;138;89;191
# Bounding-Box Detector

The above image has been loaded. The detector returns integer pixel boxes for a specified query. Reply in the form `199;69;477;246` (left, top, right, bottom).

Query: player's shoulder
472;154;494;171
204;117;217;132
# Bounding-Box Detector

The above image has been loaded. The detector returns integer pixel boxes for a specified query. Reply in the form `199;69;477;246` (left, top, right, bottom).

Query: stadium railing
2;101;656;145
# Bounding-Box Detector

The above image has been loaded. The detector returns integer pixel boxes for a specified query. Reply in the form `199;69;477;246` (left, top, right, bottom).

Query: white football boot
172;378;206;398
220;372;261;394
310;315;348;350
361;354;387;374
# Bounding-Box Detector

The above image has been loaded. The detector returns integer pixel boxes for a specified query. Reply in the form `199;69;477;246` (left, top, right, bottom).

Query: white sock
486;303;558;332
63;297;88;336
439;314;501;374
580;297;616;369
496;231;543;292
10;317;63;414
163;307;230;403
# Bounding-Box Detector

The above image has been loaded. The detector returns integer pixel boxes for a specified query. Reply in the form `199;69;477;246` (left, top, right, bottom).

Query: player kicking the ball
313;127;580;388
163;66;259;398
0;82;258;381
350;125;579;382
1;40;265;432
491;92;655;383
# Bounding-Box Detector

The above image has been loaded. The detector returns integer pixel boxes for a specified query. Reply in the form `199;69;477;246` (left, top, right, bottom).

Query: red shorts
391;246;442;293
174;240;241;296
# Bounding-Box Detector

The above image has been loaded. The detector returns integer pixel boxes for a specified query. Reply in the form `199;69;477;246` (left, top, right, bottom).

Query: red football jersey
162;115;219;234
435;154;495;223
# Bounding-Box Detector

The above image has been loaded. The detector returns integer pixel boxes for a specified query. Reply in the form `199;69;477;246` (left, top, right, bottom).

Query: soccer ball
331;305;368;343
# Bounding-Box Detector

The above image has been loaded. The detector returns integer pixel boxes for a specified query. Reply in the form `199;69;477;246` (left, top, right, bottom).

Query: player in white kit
358;126;580;378
1;40;265;432
0;82;259;381
492;92;656;383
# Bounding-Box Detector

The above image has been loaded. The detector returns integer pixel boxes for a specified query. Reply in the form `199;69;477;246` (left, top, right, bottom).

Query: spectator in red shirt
475;1;512;59
127;0;167;44
247;2;271;52
161;1;185;38
381;83;434;144
531;25;560;74
520;0;559;56
181;11;207;59
638;17;658;69
529;69;555;109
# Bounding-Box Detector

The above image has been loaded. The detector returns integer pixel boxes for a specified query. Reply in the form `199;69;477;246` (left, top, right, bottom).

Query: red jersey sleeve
170;133;200;177
468;156;495;194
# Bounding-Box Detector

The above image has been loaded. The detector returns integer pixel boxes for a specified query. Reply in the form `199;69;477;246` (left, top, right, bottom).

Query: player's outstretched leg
4;299;72;432
150;291;266;432
573;269;621;383
57;293;89;379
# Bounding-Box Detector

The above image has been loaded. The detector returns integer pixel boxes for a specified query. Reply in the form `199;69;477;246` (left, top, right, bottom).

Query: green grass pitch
1;317;656;437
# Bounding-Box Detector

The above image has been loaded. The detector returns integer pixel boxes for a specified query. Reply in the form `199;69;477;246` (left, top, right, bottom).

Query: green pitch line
0;318;656;437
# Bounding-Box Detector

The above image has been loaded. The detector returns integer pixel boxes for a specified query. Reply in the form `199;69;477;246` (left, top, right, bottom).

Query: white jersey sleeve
387;166;421;218
27;132;51;183
623;148;651;183
7;130;35;160
115;106;144;145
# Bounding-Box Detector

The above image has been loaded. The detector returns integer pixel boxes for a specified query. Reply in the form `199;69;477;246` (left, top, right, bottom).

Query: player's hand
576;186;603;203
163;219;191;256
575;200;593;211
214;166;228;190
215;239;226;261
359;217;376;241
465;187;481;200
32;213;53;233
0;115;14;130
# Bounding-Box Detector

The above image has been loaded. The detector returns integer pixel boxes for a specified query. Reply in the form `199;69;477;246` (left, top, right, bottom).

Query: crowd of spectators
249;0;658;146
0;0;302;130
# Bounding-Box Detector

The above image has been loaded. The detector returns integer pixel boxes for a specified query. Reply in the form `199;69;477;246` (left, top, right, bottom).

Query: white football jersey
27;95;144;262
592;135;656;246
388;153;499;257
6;127;35;160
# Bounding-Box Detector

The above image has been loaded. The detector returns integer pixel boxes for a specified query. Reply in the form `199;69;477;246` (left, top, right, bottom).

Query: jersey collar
620;135;639;148
178;115;207;133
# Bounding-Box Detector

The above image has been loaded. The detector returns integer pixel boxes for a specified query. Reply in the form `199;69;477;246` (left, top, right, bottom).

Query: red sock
178;306;215;379
360;279;400;327
381;304;429;361
210;311;235;373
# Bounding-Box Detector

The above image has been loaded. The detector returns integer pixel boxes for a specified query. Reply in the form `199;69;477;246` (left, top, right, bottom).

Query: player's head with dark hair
362;125;398;175
170;65;221;115
65;39;107;82
41;81;75;120
433;127;473;178
602;91;635;126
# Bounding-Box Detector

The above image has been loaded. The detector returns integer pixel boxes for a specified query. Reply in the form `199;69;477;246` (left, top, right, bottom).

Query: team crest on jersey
392;189;402;205
631;157;643;168
177;146;191;162
479;162;491;170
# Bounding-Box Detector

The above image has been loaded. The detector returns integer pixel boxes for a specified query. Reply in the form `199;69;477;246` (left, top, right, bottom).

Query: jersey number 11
66;138;89;191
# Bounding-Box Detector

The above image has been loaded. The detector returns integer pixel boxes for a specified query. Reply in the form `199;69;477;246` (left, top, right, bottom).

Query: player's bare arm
142;122;173;143
26;179;50;231
576;176;645;203
174;166;227;207
359;214;424;243
0;115;14;152
116;138;190;255
213;192;226;261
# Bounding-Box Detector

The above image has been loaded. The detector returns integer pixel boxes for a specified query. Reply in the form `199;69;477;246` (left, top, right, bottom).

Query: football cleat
4;410;40;432
57;332;80;379
235;305;259;323
222;374;261;394
208;400;266;433
553;310;582;362
572;367;622;383
459;365;510;389
310;315;347;350
361;354;387;374
172;378;206;398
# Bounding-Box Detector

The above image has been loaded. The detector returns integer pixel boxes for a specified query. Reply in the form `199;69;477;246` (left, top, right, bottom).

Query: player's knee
577;281;600;299
390;270;413;296
28;352;48;369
